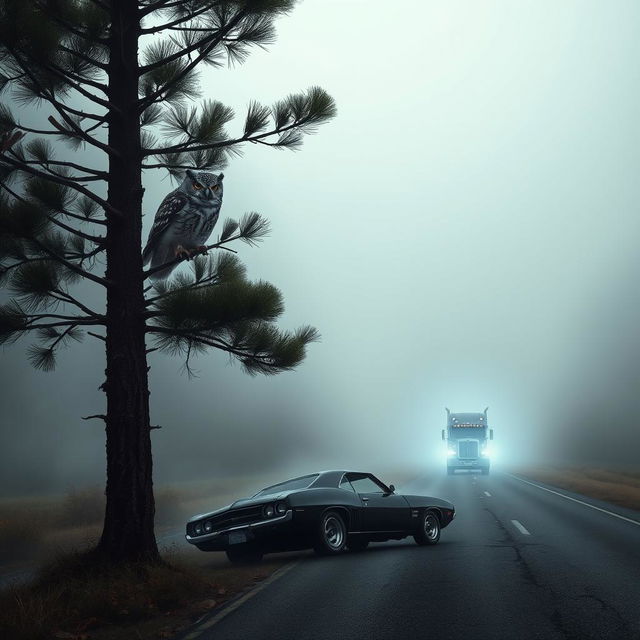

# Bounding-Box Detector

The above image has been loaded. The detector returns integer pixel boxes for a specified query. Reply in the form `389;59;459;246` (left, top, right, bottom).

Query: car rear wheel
414;510;441;546
346;536;369;552
314;510;347;556
226;547;264;564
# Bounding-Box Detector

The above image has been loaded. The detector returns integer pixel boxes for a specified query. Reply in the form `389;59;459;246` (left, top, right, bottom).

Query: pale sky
2;1;640;494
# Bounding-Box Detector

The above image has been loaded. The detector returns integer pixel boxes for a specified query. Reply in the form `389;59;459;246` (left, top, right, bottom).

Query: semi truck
442;407;493;475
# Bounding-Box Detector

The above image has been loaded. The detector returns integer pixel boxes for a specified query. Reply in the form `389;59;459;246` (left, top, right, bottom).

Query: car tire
413;510;441;546
314;510;347;556
346;536;369;552
226;547;264;564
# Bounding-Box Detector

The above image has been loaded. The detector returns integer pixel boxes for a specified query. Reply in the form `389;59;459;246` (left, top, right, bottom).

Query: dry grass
514;466;640;512
0;546;290;640
0;482;228;566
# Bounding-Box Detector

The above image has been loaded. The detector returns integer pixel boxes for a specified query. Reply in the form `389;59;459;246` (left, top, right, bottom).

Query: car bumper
185;510;294;551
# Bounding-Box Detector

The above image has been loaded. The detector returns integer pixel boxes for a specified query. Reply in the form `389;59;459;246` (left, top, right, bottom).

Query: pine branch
51;289;102;318
35;4;109;45
140;2;219;34
59;44;108;72
139;0;181;18
28;235;110;288
18;159;108;180
147;325;257;361
24;313;101;325
0;154;118;218
144;86;336;156
0;180;104;245
82;414;107;422
138;9;248;110
4;44;114;159
16;156;109;182
143;217;268;281
45;216;104;245
44;60;109;96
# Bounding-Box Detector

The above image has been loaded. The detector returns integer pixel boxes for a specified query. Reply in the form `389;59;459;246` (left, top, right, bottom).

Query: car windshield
253;474;319;498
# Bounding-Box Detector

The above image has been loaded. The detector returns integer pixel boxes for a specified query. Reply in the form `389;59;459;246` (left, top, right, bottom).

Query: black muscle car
185;470;455;563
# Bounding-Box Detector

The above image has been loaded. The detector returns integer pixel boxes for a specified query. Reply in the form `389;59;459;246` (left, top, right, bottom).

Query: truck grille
189;505;263;535
458;441;479;459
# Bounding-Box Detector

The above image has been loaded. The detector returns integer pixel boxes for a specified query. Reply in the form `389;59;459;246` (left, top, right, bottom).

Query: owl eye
212;184;219;192
192;182;203;190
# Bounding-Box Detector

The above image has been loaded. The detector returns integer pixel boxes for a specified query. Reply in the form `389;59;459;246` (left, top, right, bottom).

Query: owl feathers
143;170;224;282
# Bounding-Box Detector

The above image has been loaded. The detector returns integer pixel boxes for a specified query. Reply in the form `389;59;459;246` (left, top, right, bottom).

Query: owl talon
196;245;208;256
175;245;191;261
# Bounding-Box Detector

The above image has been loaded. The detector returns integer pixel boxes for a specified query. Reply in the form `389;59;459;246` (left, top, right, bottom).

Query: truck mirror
441;429;445;441
490;429;494;440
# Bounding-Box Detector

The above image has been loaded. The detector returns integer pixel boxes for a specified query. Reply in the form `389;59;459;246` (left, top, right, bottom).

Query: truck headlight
447;449;456;456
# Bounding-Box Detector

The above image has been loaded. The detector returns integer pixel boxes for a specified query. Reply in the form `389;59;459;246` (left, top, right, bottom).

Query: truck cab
442;408;493;475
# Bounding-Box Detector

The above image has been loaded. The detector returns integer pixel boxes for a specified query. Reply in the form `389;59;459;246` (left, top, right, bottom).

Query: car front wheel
414;510;441;546
314;510;347;555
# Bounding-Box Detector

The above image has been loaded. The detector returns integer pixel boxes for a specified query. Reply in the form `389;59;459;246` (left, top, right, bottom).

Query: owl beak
206;188;213;200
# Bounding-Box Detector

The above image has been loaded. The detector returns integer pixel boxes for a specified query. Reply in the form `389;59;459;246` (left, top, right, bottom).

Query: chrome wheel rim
424;514;439;540
324;515;344;549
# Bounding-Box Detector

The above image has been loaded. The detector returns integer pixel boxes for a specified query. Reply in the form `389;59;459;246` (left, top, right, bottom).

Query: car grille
188;505;264;536
458;441;479;459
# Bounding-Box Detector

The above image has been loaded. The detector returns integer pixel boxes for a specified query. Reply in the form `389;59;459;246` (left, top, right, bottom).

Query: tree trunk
97;0;158;562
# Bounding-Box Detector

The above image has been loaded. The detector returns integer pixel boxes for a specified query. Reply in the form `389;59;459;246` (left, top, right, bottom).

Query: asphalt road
180;471;640;640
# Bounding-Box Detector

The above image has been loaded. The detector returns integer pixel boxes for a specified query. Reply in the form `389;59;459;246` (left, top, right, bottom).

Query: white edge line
511;519;530;535
506;473;640;527
181;560;299;639
484;491;492;497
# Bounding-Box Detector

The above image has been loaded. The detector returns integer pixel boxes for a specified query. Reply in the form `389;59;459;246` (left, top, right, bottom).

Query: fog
2;0;640;497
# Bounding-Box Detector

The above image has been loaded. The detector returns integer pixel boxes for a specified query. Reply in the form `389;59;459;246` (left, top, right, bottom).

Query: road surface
179;471;640;640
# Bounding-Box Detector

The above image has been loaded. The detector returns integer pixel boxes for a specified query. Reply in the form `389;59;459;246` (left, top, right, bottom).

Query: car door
346;474;410;533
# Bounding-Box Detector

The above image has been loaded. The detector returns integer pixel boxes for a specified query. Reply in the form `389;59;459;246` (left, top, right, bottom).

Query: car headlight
275;502;287;515
447;449;456;456
204;520;213;532
263;504;275;518
481;449;491;457
194;522;203;535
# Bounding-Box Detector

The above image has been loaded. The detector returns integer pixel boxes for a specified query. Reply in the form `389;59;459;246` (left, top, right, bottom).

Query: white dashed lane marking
484;491;492;497
511;519;531;535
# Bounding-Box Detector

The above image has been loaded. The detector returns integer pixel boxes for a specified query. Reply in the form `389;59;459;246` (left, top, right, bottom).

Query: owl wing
142;190;188;265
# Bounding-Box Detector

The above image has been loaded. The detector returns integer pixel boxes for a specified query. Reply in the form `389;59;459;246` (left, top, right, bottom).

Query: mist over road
183;472;640;640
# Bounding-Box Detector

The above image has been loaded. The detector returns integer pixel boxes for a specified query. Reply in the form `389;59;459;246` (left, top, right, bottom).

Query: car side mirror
441;429;445;441
490;429;494;440
389;484;395;493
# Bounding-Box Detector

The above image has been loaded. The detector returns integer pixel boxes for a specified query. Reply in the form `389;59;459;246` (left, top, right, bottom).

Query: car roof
258;470;379;492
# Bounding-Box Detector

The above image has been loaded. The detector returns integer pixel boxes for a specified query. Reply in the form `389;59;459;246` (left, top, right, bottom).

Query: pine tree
0;0;335;563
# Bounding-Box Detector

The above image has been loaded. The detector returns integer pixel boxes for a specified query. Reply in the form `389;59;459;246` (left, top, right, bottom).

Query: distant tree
0;0;335;563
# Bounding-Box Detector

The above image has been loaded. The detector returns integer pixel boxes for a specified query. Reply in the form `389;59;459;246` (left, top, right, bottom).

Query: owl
143;170;224;282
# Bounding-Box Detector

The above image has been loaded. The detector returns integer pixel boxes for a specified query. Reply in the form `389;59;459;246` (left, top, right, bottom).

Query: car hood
187;490;296;523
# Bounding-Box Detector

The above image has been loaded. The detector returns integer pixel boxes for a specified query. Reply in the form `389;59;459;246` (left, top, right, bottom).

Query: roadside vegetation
0;547;289;640
0;480;294;639
515;466;640;511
